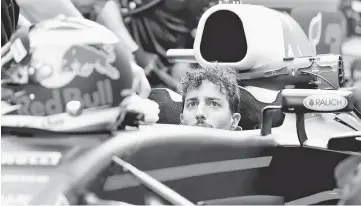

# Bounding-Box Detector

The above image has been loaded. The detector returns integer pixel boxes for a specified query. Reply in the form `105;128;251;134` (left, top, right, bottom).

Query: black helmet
1;15;134;132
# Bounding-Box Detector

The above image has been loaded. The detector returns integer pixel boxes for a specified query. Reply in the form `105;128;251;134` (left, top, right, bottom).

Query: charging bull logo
38;44;120;89
62;45;119;79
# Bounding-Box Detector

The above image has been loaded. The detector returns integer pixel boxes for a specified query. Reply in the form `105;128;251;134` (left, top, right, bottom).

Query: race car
2;3;361;206
2;86;360;205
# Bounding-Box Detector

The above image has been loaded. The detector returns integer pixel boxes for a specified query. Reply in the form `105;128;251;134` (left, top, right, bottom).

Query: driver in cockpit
178;66;242;130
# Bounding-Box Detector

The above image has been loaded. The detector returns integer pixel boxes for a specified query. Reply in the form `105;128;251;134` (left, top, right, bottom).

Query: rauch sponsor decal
303;94;348;111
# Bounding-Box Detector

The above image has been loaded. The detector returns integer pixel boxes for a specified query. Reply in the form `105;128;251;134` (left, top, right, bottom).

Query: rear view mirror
328;132;361;152
280;89;354;113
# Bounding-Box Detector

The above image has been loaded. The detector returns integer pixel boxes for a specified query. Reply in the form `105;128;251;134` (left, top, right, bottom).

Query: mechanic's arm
94;0;158;69
16;0;83;24
17;13;31;28
95;0;156;97
95;0;139;60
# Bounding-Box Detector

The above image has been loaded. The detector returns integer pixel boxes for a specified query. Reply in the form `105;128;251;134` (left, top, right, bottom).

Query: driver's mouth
194;123;213;128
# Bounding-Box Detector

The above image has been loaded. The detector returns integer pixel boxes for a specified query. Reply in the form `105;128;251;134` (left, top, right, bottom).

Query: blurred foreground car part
335;155;361;205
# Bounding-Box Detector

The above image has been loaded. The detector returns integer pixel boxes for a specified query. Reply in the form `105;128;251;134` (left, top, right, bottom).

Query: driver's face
180;80;240;130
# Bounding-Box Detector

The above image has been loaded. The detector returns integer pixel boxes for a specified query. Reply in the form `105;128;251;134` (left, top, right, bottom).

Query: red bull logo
62;44;120;79
15;79;114;116
36;44;120;89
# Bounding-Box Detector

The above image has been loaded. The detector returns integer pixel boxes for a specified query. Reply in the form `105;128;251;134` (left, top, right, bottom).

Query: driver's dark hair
179;65;240;113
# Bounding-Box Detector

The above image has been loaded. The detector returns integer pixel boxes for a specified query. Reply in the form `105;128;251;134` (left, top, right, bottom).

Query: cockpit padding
238;87;285;130
148;88;183;124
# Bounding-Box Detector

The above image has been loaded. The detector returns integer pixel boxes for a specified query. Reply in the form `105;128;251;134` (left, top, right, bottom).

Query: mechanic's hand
133;48;159;74
130;61;151;98
120;94;160;124
144;52;163;75
133;50;179;90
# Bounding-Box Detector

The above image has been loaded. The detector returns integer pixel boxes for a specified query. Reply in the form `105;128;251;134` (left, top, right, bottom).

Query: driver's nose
195;103;206;120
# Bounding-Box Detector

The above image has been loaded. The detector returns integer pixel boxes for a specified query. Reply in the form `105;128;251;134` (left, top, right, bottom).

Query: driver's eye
210;101;221;107
187;102;197;108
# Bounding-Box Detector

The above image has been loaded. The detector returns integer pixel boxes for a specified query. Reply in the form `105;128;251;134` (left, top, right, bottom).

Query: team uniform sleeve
72;0;109;21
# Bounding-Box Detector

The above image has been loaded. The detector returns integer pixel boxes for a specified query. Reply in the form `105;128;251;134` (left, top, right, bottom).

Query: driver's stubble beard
194;119;213;128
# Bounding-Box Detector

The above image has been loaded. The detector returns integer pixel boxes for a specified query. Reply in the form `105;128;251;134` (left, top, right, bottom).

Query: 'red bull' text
15;79;113;116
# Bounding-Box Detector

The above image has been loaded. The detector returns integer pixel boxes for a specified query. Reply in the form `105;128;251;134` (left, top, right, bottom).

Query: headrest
149;88;285;130
148;88;182;124
238;87;285;130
